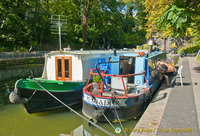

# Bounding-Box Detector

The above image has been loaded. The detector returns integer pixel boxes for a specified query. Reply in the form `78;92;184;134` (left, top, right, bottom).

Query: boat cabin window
55;56;72;81
58;59;62;77
65;59;69;78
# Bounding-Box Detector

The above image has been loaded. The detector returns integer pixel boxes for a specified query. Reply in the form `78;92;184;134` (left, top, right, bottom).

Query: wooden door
55;56;72;81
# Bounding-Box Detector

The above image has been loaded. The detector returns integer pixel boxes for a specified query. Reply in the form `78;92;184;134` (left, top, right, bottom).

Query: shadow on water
33;103;82;116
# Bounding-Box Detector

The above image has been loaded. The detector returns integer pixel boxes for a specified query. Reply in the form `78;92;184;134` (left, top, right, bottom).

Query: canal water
0;64;138;136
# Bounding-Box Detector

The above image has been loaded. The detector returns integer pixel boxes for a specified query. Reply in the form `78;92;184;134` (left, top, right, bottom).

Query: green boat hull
15;78;87;113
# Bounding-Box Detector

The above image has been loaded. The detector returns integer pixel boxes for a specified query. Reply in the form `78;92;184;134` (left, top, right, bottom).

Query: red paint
83;68;150;99
100;71;104;93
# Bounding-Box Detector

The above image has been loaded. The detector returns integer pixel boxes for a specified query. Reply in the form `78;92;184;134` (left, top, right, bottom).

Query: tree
0;0;51;51
157;1;196;38
0;0;31;50
82;0;89;48
0;0;148;51
145;0;200;46
144;0;175;38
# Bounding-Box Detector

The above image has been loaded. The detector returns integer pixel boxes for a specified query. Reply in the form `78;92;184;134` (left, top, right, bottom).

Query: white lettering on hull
83;93;127;108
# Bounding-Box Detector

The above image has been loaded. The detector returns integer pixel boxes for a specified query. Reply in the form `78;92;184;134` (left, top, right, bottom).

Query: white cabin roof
45;50;134;56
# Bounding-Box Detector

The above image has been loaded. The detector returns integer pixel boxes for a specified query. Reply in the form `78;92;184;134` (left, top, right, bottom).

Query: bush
143;44;149;49
13;47;28;52
177;43;200;54
0;47;6;52
136;45;142;50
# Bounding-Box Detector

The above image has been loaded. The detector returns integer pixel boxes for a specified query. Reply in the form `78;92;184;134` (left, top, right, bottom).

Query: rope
114;108;127;136
91;89;127;136
112;96;127;136
92;96;123;136
101;109;123;136
92;96;114;128
32;79;114;136
26;90;37;102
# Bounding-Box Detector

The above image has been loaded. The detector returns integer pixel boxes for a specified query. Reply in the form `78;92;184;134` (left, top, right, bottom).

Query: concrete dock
130;57;200;136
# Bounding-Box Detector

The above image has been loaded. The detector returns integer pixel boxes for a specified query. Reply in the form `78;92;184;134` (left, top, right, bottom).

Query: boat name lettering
84;93;118;107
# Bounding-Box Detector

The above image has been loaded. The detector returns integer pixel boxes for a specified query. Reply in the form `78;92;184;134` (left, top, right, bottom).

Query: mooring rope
26;90;37;102
92;96;123;136
112;96;128;136
114;108;127;136
93;99;115;129
32;79;114;136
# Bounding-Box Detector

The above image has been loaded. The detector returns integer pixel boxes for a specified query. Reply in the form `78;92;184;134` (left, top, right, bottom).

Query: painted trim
83;83;149;99
55;56;72;81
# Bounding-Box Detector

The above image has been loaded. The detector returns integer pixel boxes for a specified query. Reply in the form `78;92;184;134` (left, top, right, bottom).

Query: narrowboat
82;50;166;122
9;49;132;113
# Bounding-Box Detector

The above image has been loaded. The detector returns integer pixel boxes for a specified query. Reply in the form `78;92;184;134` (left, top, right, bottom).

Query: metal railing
0;51;49;59
84;68;149;98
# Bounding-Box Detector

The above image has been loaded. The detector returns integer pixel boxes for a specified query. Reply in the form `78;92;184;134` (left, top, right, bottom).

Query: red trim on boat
83;84;150;99
83;67;150;99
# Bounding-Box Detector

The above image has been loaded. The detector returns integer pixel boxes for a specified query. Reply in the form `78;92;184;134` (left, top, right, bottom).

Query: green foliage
145;0;200;49
177;43;200;54
28;58;35;64
122;30;146;48
0;0;147;51
143;44;149;49
93;75;101;83
145;0;175;38
13;47;28;52
0;47;8;52
136;45;142;50
157;5;191;37
0;0;51;51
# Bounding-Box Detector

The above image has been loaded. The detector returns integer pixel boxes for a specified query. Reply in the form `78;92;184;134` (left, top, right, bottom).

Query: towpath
130;57;200;136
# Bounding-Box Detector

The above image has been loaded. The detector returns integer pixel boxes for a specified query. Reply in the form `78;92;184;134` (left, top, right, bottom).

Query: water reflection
0;104;83;136
0;103;138;136
60;119;138;136
0;64;44;108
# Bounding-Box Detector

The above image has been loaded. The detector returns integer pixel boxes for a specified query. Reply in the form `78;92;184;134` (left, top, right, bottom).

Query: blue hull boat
82;50;166;122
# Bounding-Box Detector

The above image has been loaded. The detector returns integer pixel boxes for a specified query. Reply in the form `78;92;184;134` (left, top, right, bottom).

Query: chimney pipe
113;48;117;56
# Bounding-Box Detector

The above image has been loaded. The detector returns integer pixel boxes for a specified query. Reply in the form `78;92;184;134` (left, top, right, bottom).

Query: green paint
17;78;87;92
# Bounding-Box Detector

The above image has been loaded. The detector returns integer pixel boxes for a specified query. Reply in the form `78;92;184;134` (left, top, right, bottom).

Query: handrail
85;68;149;97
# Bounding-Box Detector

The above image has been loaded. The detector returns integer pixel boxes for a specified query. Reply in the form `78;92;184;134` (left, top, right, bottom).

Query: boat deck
90;83;148;97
